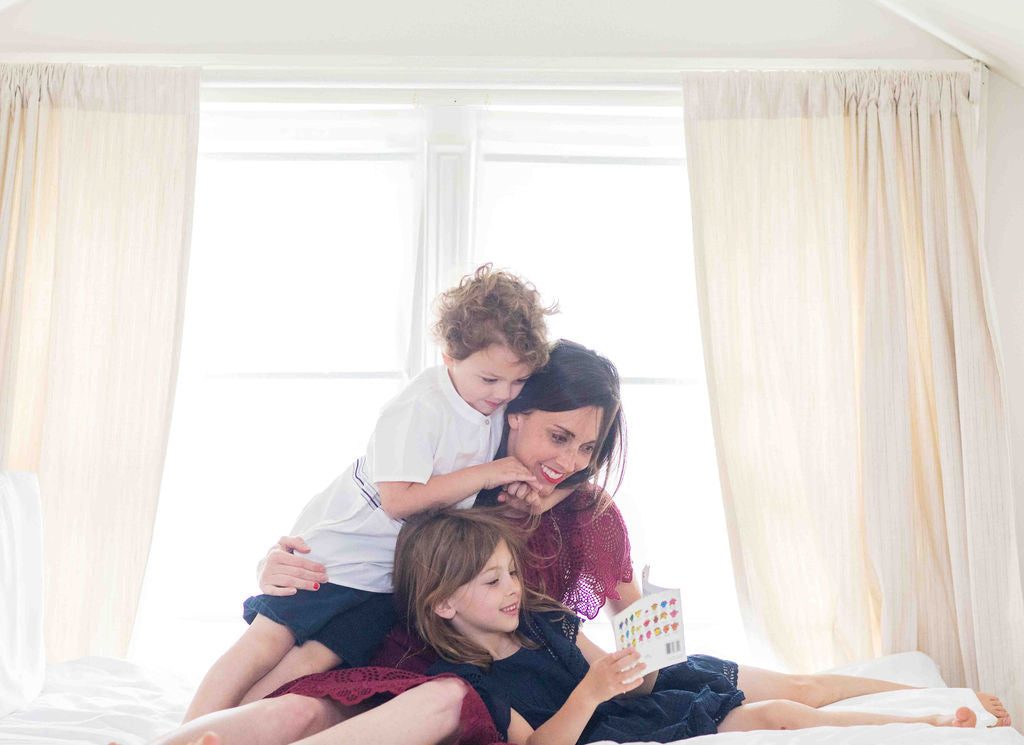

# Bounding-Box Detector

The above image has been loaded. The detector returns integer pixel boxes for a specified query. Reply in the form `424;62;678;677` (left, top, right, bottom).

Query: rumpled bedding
1;653;1019;745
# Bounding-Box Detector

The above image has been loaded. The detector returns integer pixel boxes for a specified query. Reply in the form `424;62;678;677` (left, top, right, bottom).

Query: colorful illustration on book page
611;588;686;674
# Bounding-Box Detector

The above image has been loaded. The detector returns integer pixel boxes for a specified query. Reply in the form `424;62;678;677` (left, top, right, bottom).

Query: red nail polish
313;582;320;590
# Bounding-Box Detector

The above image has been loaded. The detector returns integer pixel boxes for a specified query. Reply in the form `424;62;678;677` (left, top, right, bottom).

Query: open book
611;565;686;674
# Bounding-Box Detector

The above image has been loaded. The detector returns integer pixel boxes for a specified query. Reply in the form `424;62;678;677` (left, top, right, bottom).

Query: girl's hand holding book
578;648;646;706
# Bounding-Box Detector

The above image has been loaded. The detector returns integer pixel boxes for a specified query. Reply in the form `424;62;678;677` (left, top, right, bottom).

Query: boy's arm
377;457;536;520
524;646;644;745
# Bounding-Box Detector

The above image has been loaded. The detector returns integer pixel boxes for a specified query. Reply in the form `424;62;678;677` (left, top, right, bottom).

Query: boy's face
443;344;533;416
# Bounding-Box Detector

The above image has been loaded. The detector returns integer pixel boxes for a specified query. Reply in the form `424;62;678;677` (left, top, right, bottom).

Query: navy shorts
243;583;396;667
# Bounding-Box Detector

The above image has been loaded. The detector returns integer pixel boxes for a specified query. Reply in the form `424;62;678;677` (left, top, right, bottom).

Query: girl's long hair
393;507;565;669
478;339;627;514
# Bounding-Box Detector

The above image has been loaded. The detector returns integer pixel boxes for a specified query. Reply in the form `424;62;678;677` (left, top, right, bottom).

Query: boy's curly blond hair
432;264;557;371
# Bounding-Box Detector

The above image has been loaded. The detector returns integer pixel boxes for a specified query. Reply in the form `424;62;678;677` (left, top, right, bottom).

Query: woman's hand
257;536;329;596
577;648;645;706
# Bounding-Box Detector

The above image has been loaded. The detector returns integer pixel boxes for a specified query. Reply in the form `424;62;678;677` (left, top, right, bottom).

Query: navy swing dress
430;611;746;744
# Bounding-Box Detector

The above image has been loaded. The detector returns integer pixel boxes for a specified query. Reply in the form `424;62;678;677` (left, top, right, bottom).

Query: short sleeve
366;398;443;485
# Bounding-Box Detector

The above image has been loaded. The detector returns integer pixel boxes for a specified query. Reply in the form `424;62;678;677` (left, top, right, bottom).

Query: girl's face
506;406;603;502
436;539;522;642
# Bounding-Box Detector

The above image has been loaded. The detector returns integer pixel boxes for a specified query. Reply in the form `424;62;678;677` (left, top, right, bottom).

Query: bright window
130;95;752;684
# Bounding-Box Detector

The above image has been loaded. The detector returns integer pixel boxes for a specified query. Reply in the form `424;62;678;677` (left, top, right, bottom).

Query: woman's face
506;406;603;506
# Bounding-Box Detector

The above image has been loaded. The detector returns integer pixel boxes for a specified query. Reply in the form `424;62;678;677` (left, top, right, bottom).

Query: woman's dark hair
479;339;627;509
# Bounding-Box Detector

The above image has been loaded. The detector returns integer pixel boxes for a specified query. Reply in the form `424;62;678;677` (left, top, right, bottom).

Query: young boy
183;264;555;721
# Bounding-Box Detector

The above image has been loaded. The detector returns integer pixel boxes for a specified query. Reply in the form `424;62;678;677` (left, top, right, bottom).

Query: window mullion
413;104;478;373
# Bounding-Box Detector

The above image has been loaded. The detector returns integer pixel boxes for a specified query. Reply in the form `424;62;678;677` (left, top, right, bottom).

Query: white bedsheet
1;653;1020;745
0;657;189;745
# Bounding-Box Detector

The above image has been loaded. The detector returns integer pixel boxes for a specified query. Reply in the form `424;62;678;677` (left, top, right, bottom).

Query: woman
154;341;1009;745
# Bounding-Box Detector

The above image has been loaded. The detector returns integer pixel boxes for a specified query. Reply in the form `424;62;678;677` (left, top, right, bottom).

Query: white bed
0;651;1021;745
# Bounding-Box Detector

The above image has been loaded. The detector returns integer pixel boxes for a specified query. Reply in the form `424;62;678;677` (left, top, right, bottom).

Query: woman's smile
539;464;566;484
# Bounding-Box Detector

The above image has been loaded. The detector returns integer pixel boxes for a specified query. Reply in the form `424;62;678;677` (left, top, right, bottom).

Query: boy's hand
497;482;543;514
578;649;645;706
480;456;537;491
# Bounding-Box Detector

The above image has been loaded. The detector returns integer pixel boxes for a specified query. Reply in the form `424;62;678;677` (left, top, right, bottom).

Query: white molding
200;87;685;107
179;55;981;107
0;52;978;76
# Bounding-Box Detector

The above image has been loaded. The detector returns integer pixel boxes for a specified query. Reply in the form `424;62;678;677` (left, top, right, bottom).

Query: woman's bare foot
931;707;977;728
976;692;1012;727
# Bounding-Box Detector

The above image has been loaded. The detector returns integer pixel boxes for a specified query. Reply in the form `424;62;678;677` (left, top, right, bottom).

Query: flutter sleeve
600;500;634;589
536;492;634;619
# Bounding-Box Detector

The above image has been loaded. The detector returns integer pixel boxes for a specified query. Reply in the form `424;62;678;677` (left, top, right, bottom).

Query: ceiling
873;0;1024;86
0;0;1021;88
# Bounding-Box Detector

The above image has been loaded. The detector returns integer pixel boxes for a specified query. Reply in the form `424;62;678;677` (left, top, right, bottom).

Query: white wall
0;0;961;58
985;72;1024;580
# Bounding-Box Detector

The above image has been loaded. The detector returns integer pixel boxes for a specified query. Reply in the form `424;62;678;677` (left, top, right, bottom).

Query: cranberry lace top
270;487;633;745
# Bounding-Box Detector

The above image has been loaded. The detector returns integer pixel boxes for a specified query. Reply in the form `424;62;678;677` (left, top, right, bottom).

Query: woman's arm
602;578;641;617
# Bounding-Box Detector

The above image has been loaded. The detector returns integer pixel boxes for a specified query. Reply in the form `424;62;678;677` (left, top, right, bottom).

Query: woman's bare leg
292;679;467;745
184;616;296;721
169;679;467;745
239;641;342;705
737;666;913;708
737;665;1012;725
155;694;348;745
719;699;977;732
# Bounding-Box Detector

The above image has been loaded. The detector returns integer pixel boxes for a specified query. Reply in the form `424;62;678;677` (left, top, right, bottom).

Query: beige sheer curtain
0;64;199;660
684;69;1024;720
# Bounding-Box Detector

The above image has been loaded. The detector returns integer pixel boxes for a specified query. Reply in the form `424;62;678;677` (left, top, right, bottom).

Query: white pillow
0;471;45;717
823;651;947;689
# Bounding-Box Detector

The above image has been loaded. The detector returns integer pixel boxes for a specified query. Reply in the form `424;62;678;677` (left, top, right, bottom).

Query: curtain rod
0;53;978;76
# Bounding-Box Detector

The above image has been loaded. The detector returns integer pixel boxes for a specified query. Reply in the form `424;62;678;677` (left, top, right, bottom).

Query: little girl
183;265;555;721
397;508;980;745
